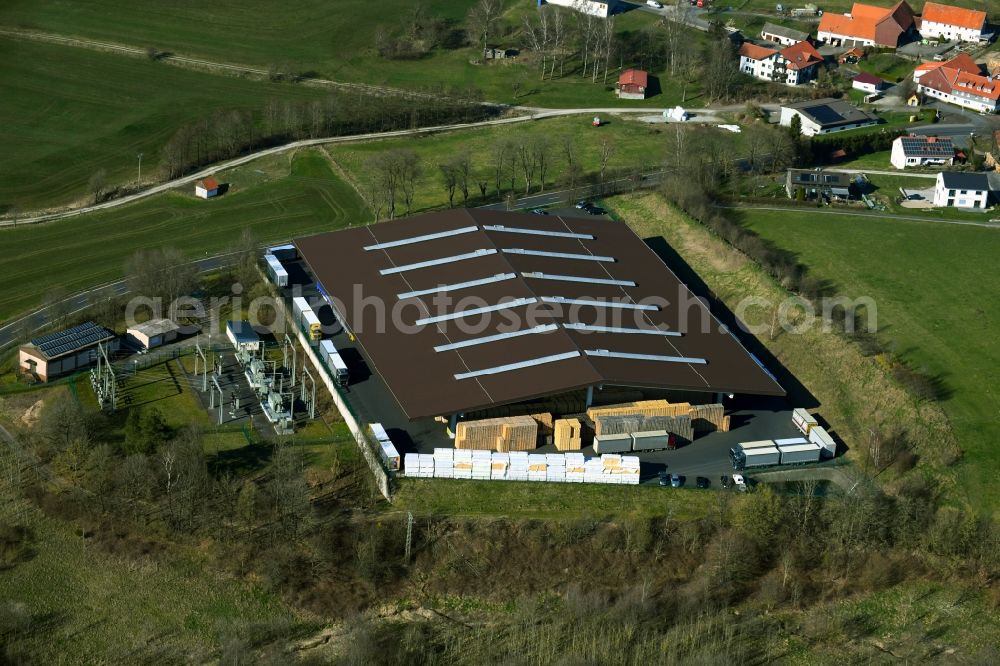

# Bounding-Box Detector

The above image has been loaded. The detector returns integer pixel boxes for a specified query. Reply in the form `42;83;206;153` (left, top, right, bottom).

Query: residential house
195;177;220;199
543;0;616;17
919;2;988;43
616;69;648;99
839;46;866;63
817;0;916;47
916;54;1000;114
890;134;955;168
738;40;824;85
852;72;887;92
779;98;879;135
933;171;990;208
785;169;856;199
760;22;811;46
913;52;977;82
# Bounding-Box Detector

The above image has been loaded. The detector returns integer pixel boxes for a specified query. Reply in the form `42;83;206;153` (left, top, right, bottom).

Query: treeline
159;90;497;180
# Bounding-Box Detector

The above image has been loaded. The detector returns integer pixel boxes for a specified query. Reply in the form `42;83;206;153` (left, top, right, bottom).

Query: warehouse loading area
272;210;835;486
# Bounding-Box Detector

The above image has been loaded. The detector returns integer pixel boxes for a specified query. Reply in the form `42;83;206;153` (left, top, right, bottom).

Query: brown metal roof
295;209;784;420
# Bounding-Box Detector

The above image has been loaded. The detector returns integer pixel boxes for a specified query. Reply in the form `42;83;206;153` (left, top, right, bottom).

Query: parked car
575;200;592;209
647;0;664;7
670;473;682;488
530;208;548;215
658;471;670;487
588;207;606;216
732;474;748;492
696;476;710;489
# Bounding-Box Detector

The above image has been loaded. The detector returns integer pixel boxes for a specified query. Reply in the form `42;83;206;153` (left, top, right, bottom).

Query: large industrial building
293;210;785;428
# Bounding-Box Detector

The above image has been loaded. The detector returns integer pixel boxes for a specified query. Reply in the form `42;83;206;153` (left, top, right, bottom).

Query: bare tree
125;247;199;306
492;139;512;195
532;136;551;192
522;8;552;79
574;3;598;78
466;0;505;62
453;152;472;203
439;161;458;207
397;150;421;215
560;135;580;188
516;141;536;194
89;169;108;204
229;227;259;288
598;138;614;183
597;16;616;84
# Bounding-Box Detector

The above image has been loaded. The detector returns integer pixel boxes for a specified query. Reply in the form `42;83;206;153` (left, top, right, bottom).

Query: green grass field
0;0;704;110
738;208;1000;513
0;37;333;211
0;149;369;322
0;505;310;662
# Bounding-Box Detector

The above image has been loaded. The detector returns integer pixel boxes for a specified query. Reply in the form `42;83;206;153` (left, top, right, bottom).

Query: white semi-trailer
318;339;349;386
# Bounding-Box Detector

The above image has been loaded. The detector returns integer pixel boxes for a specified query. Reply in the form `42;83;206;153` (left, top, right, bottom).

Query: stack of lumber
688;403;727;432
405;449;639;484
595;414;694;442
530;412;554;446
554;418;583;451
454;415;538;451
587;399;691;421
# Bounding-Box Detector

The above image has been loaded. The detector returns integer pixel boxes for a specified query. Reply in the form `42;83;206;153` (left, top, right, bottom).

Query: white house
738;40;824;86
890;135;955;169
916;54;1000;114
779;98;879;136
933;172;990;209
195;177;220;199
852;72;886;93
543;0;615;17
919;2;988;43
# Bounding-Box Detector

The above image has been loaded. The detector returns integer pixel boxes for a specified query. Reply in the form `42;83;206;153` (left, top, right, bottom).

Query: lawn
328;116;735;213
0;37;332;211
738;208;1000;514
0;0;706;110
393;477;716;521
0;505;311;662
0;149;369;323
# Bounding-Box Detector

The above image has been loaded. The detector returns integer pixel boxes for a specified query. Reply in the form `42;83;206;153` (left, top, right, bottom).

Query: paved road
0;253;235;352
619;1;712;32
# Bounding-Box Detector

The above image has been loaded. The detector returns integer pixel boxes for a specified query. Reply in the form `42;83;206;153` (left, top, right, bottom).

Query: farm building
852;72;887;92
126;318;180;350
292;209;785;425
760;22;811;46
779;98;878;136
817;0;916;48
915;53;999;114
890;135;955;169
19;321;117;382
195;177;220;199
616;69;648;99
918;2;988;43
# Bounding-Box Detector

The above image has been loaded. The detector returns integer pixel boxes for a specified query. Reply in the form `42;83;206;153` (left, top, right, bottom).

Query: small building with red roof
616;69;648;99
738;40;824;86
195;177;220;199
919;2;988;43
852;72;887;93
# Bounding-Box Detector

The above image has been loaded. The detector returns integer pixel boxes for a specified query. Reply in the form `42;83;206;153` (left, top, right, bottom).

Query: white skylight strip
364;226;478;251
379;248;496;275
397;273;517;300
502;248;615;262
584;349;707;365
454;351;582;380
484;224;594;240
415;297;538;326
563;323;681;337
522;271;635;287
540;296;658;311
433;324;559;352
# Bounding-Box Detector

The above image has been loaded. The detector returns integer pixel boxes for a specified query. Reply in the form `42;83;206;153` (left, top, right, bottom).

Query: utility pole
405;511;413;563
137;152;143;183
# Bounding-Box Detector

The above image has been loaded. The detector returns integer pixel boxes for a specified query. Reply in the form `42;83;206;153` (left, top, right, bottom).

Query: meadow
0;0;704;110
738;208;1000;513
0;37;334;211
0;150;369;322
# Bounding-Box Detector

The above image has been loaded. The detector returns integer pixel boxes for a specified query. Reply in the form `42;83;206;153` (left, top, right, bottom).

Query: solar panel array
30;321;112;359
802;104;843;125
899;136;954;158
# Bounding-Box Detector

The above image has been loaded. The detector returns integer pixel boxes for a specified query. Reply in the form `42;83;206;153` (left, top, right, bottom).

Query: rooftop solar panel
30;321;113;358
802;104;843;125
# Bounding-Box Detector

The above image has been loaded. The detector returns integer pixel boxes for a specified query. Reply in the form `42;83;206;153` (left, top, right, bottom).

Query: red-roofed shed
617;69;648;99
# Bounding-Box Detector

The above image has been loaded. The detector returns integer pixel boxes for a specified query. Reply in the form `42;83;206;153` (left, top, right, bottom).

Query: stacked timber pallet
596;414;694;442
554;418;583;451
688;403;728;432
455;415;539;452
405;450;639;485
587;399;691;421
